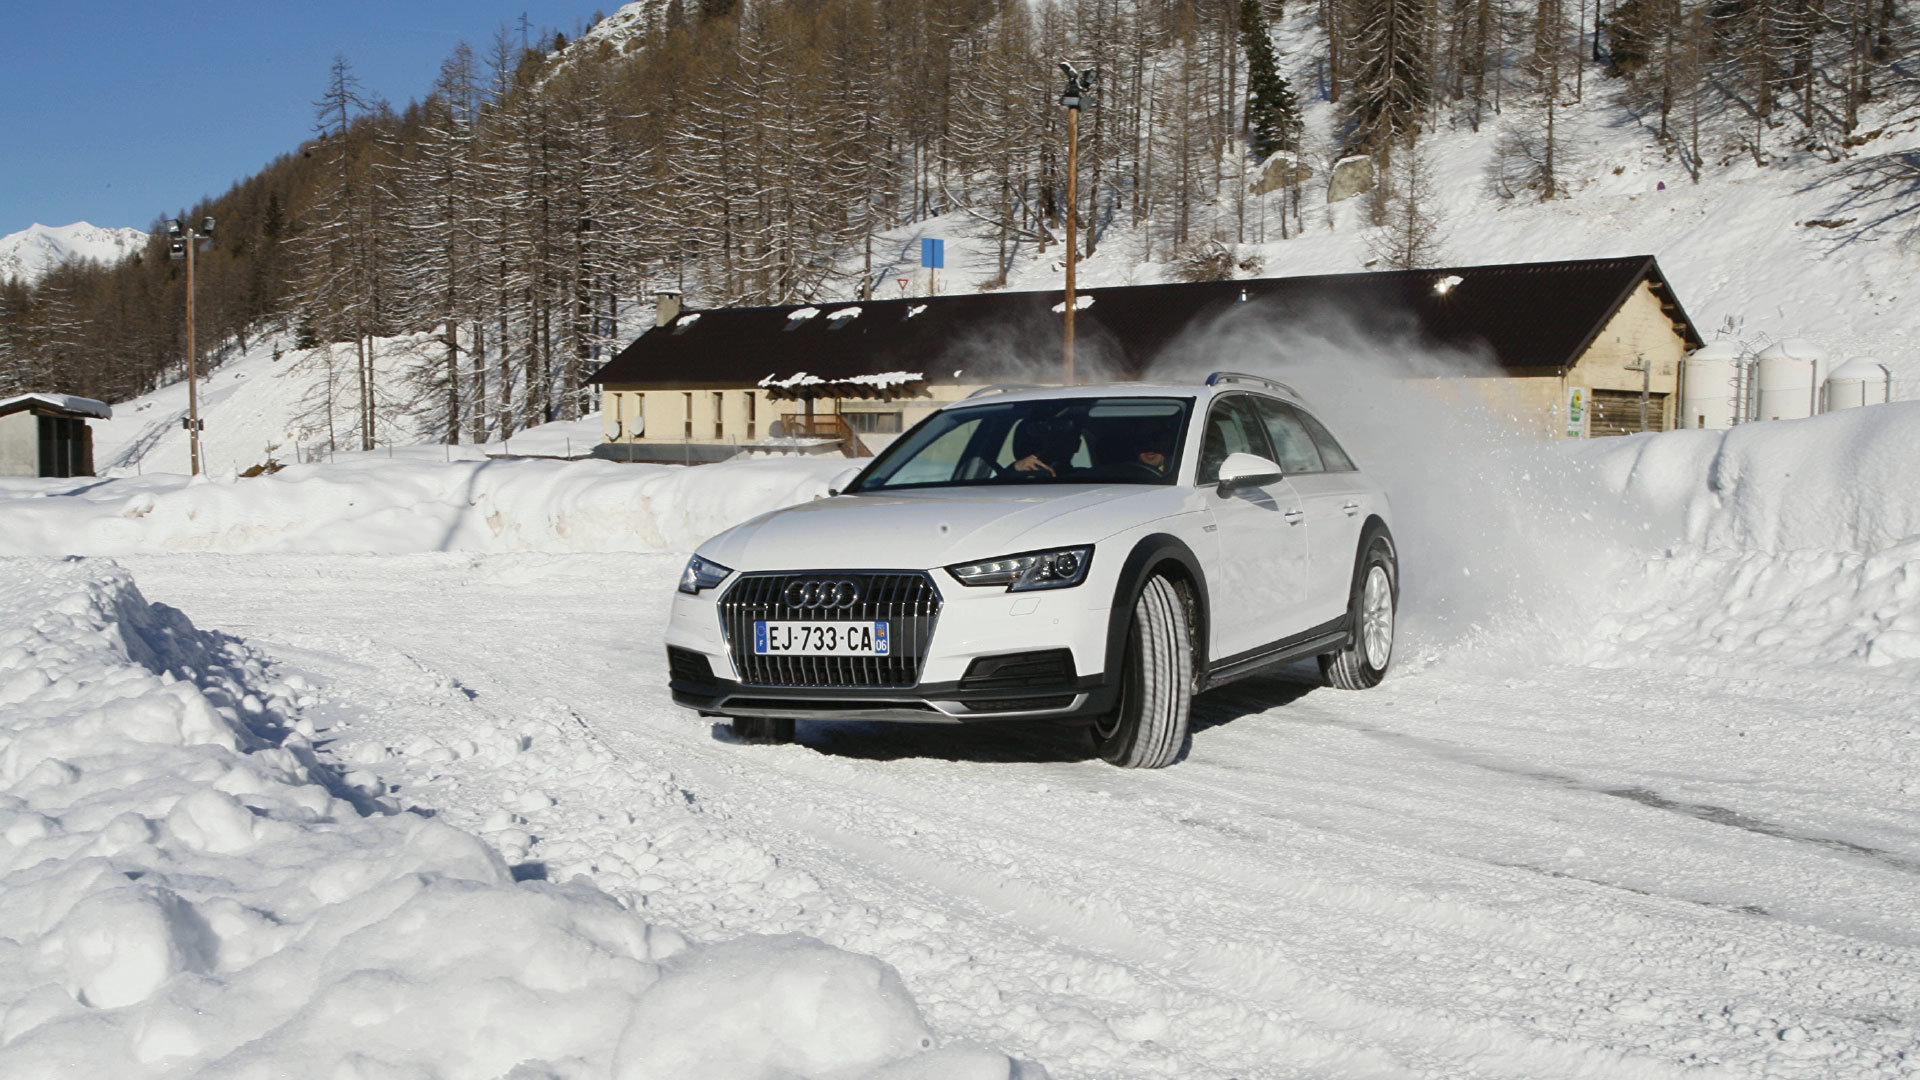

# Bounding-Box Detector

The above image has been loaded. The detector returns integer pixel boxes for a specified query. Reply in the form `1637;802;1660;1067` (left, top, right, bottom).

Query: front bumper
669;671;1116;724
667;564;1119;723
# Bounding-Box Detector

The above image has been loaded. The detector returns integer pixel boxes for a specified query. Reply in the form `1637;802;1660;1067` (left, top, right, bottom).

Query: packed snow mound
1572;403;1920;673
0;456;848;557
0;560;1031;1078
1579;401;1920;555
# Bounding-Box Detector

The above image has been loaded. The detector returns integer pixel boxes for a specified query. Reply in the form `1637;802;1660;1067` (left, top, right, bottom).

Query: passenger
1134;430;1172;475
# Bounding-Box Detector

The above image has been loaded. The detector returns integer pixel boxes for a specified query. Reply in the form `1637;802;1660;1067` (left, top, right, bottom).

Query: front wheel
1091;576;1193;768
1320;534;1397;690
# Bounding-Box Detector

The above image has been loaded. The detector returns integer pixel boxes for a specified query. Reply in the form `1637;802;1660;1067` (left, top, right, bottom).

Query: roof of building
0;393;112;420
589;256;1703;390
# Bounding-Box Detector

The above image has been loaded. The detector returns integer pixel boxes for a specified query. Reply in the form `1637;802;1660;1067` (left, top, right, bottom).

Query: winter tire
731;716;795;744
1092;575;1194;768
1321;532;1397;690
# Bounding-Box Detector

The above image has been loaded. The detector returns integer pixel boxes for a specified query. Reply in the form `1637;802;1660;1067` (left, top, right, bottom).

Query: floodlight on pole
166;216;215;476
1057;62;1095;384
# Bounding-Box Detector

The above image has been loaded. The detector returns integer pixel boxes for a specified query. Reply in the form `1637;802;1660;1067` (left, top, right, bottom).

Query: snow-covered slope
0;560;1035;1078
0;221;146;284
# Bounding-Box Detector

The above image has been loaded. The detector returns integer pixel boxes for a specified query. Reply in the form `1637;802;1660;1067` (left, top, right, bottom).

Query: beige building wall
1565;280;1685;431
1430;282;1688;438
600;381;982;453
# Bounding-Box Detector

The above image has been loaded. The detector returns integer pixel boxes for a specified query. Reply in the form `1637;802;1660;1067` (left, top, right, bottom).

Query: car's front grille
721;572;943;688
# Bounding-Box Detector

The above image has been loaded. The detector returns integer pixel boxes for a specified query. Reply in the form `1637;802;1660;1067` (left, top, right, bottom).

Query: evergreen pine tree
1239;0;1303;159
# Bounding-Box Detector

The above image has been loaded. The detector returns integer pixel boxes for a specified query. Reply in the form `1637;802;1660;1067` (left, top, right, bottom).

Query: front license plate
755;621;891;656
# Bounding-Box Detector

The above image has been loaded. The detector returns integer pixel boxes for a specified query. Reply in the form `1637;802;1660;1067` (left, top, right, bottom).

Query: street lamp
1058;62;1095;383
168;216;214;475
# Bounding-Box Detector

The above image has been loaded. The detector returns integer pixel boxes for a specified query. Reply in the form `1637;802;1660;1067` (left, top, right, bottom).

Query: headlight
678;555;732;595
948;547;1092;592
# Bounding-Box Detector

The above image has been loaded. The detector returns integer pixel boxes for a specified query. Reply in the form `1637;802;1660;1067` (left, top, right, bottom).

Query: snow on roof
825;306;862;323
759;370;925;391
1050;296;1095;314
786;307;821;323
1829;357;1890;381
907;304;929;319
0;393;111;419
674;312;702;326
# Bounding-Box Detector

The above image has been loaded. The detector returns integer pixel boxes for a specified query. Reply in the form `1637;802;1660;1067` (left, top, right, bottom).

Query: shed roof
589;256;1702;390
0;394;112;420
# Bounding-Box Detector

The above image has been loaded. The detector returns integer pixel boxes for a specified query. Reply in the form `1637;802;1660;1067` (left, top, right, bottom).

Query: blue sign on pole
920;237;944;269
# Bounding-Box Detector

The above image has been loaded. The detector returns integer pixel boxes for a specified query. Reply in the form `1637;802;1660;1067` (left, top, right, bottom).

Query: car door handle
1343;502;1361;516
1284;508;1305;522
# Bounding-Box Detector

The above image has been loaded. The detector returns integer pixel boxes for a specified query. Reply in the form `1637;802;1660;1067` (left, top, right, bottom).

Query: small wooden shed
0;394;111;478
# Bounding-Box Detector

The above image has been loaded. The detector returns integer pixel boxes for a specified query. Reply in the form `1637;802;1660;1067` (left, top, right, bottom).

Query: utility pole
168;217;215;475
1059;62;1095;384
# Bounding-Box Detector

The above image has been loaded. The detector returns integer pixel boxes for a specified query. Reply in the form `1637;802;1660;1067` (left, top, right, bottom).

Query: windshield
851;396;1192;492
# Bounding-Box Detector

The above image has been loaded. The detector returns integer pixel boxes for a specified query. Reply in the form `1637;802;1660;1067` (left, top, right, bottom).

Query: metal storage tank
1754;339;1829;420
1825;357;1892;410
1680;341;1743;429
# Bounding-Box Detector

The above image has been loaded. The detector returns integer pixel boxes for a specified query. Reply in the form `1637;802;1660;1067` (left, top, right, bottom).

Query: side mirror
1215;452;1283;491
826;466;862;496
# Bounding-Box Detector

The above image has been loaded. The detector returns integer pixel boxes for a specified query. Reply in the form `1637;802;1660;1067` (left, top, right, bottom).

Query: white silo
1825;357;1893;410
1754;339;1829;420
1680;341;1743;429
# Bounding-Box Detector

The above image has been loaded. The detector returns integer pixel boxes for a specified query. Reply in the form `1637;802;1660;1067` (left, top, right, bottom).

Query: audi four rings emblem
784;580;860;609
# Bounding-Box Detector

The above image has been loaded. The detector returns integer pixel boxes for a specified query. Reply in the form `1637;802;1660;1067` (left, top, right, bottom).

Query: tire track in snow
120;554;1920;1080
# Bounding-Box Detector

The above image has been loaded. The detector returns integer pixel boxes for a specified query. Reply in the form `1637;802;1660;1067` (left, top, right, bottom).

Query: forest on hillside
1;0;1913;450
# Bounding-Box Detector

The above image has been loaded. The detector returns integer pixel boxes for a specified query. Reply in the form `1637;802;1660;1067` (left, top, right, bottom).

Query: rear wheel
1091;576;1193;768
730;716;795;744
1320;533;1397;690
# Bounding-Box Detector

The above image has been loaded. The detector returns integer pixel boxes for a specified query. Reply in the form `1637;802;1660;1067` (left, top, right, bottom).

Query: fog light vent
960;649;1076;691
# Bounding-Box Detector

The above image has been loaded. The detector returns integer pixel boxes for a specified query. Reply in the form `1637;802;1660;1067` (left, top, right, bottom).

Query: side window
1197;397;1273;484
1254;398;1325;475
1292;407;1357;472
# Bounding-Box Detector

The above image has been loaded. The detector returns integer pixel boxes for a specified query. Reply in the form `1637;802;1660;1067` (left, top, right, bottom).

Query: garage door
1590;390;1668;436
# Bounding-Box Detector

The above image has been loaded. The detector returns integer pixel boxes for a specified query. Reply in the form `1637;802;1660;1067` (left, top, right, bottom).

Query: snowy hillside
0;221;146;284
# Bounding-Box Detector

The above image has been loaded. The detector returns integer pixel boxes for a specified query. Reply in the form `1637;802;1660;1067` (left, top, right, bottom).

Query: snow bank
1572;402;1920;672
1578;402;1920;555
0;456;849;557
0;560;1031;1078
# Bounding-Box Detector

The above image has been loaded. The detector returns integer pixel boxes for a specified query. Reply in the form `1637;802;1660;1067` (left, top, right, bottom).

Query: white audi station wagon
666;372;1398;768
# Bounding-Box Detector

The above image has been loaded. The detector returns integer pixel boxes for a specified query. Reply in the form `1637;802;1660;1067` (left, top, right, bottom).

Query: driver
1010;418;1078;477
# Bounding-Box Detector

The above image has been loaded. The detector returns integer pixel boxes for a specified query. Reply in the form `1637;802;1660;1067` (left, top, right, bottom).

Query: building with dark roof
588;256;1702;460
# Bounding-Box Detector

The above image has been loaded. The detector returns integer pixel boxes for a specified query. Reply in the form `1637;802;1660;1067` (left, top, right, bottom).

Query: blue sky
1;1;599;236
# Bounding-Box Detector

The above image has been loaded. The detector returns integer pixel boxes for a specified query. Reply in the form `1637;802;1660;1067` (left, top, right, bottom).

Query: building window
713;391;725;439
841;411;903;435
636;393;644;439
683;392;693;439
746;393;757;439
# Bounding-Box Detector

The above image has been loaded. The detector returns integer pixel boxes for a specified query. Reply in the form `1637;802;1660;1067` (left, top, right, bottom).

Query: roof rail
1206;371;1301;397
966;383;1045;398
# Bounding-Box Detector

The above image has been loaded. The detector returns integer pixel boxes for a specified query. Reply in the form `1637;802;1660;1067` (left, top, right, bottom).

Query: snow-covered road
121;550;1920;1080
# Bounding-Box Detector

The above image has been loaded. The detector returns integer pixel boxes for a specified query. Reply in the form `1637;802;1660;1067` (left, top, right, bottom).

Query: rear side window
1291;406;1358;472
1197;396;1273;484
1253;398;1326;475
